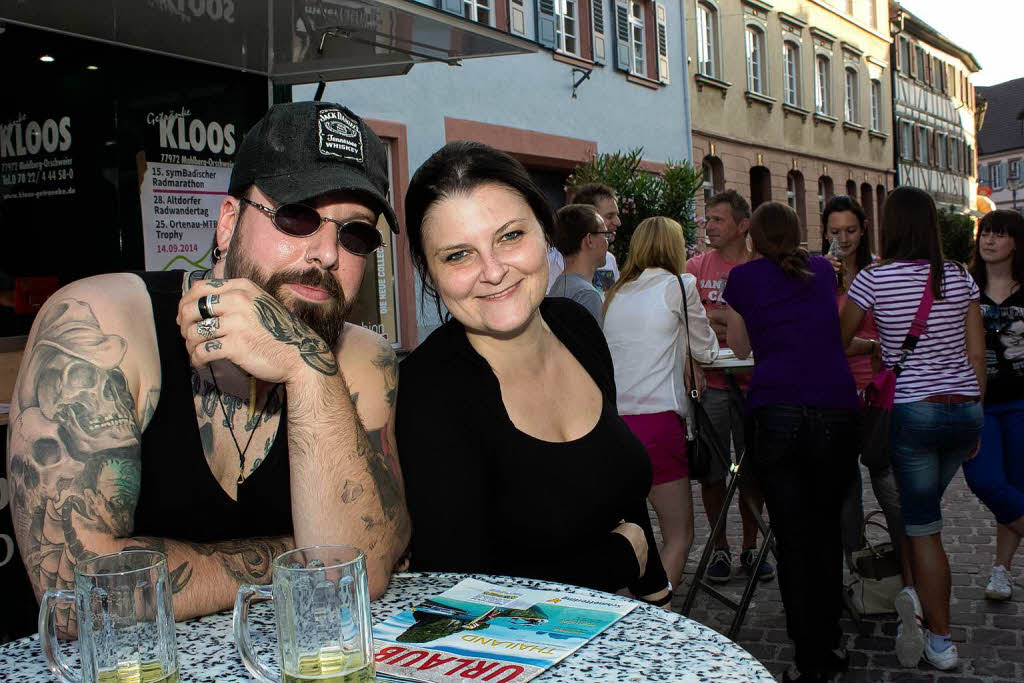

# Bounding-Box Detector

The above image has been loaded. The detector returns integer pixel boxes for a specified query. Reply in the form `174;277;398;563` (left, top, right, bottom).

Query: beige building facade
688;0;894;252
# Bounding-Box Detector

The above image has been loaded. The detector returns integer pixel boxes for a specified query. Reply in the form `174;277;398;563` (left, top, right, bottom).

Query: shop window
818;176;834;215
750;166;771;209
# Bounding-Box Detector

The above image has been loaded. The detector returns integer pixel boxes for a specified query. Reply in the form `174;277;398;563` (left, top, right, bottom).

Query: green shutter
655;1;669;83
537;0;557;49
613;0;630;72
592;0;606;64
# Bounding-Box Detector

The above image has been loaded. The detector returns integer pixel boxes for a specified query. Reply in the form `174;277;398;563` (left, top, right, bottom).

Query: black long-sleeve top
396;297;668;597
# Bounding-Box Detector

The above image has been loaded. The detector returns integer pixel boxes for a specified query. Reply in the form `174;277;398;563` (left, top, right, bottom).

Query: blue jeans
963;399;1024;525
890;400;984;536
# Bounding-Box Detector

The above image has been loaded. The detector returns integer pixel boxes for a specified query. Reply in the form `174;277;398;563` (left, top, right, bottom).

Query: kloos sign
152;111;236;155
0;116;72;159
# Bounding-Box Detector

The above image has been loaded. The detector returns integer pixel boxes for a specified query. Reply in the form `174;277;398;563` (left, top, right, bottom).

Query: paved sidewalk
664;468;1024;682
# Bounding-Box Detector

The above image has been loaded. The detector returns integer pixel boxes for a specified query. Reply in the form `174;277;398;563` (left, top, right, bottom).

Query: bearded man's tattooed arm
8;295;292;638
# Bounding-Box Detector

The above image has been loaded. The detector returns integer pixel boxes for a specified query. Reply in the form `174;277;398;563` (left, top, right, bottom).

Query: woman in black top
397;142;670;603
964;210;1024;601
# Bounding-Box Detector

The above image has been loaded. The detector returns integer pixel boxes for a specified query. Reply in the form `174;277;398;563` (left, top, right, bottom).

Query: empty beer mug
234;545;374;683
39;550;179;683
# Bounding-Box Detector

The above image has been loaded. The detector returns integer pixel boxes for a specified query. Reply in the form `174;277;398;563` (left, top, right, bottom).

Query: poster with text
140;162;229;271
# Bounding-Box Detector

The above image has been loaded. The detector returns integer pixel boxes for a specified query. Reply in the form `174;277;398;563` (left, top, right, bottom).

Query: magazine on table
372;578;636;682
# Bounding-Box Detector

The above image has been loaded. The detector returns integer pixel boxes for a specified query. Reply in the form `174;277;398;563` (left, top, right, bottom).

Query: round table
0;572;772;682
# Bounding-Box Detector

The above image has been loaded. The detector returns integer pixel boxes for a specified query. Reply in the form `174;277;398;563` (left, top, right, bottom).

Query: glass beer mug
39;550;179;683
234;545;375;683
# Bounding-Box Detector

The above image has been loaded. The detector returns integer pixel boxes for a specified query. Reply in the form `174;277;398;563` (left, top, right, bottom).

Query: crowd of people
5;100;1022;682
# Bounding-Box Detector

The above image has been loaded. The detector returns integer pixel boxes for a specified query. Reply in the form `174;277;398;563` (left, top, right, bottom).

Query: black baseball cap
229;101;399;234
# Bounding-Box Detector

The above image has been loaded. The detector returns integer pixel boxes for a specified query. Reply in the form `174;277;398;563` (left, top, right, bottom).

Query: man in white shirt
548;184;621;294
549;204;609;323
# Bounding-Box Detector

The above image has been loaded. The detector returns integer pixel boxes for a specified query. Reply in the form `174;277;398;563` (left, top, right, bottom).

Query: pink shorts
622;411;689;485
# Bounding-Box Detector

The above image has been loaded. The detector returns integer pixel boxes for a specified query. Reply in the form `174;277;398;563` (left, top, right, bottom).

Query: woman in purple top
724;202;859;683
840;187;986;672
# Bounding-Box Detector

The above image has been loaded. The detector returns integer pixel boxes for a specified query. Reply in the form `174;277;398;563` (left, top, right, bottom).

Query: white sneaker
894;589;924;667
986;565;1013;601
923;630;958;671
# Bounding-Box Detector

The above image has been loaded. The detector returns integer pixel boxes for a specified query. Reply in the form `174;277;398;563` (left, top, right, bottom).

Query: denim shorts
890;400;984;536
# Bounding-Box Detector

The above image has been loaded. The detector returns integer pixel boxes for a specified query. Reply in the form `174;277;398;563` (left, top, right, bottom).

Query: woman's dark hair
404;142;557;317
749;201;811;279
821;194;873;272
876;185;956;299
969;209;1024;291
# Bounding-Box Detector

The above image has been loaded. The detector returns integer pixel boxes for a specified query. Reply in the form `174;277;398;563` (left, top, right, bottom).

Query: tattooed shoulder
9;298;143;615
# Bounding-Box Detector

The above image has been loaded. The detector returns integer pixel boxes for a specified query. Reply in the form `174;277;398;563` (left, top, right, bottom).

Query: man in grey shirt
549;204;611;323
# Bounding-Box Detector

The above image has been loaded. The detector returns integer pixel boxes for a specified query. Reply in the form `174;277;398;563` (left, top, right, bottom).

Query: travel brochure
372;578;636;683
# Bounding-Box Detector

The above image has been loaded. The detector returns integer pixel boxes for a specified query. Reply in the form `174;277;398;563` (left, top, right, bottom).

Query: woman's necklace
210;367;274;485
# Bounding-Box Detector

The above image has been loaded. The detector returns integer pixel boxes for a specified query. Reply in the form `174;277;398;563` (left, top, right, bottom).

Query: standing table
680;349;778;639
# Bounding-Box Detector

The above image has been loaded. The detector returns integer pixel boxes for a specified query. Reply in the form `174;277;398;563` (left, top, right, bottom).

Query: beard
224;246;349;351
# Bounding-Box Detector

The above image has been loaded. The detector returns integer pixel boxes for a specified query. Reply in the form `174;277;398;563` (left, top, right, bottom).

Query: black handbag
678;275;713;480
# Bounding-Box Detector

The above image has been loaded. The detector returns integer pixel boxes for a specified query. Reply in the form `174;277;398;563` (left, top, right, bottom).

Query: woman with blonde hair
603;216;719;592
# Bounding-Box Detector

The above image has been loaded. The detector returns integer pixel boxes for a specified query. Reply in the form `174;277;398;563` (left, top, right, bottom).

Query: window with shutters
844;67;857;122
696;2;718;78
937;132;947;169
870;79;882;131
949;138;959;172
900;120;913;159
745;26;766;95
629;0;646;76
899;37;910;73
917;125;930;164
592;0;606;62
1010;159;1021;182
783;41;800;106
990;162;1007;189
915;46;926;83
463;0;493;25
815;55;831;114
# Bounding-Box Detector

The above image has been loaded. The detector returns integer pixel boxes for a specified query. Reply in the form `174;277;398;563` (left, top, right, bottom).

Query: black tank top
133;271;292;542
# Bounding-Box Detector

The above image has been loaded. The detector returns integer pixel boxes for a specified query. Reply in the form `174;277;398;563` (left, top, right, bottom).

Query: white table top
705;348;755;370
1;572;772;682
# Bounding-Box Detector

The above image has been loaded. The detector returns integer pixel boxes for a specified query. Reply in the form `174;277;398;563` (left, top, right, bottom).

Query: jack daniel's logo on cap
317;107;363;164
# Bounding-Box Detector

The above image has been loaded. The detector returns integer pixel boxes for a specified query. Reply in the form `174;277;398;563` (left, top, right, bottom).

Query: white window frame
900;120;913;160
463;0;494;26
783;41;800;106
555;0;580;57
844;67;858;123
1009;158;1021;182
990;162;1007;189
870;79;882;131
745;25;766;95
629;0;646;77
696;2;718;78
815;54;831;115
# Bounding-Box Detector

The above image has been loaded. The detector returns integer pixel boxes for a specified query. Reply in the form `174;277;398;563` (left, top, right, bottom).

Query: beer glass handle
233;584;276;683
38;589;82;683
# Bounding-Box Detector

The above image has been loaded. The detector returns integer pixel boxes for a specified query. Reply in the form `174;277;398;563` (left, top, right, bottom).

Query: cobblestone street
666;467;1024;682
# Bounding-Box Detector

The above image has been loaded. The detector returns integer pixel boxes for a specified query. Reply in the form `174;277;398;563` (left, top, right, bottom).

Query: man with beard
6;101;410;635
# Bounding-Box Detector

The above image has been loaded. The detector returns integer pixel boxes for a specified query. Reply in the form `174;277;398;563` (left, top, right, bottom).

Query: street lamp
1009;175;1021;211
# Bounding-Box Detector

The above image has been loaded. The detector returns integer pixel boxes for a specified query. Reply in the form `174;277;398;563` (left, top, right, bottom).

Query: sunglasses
240;197;385;256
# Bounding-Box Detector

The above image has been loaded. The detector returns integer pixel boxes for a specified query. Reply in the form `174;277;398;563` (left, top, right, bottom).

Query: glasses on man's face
240;197;385;256
589;231;616;243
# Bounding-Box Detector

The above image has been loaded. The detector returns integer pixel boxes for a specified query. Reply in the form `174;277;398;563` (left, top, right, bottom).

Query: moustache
265;268;344;302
